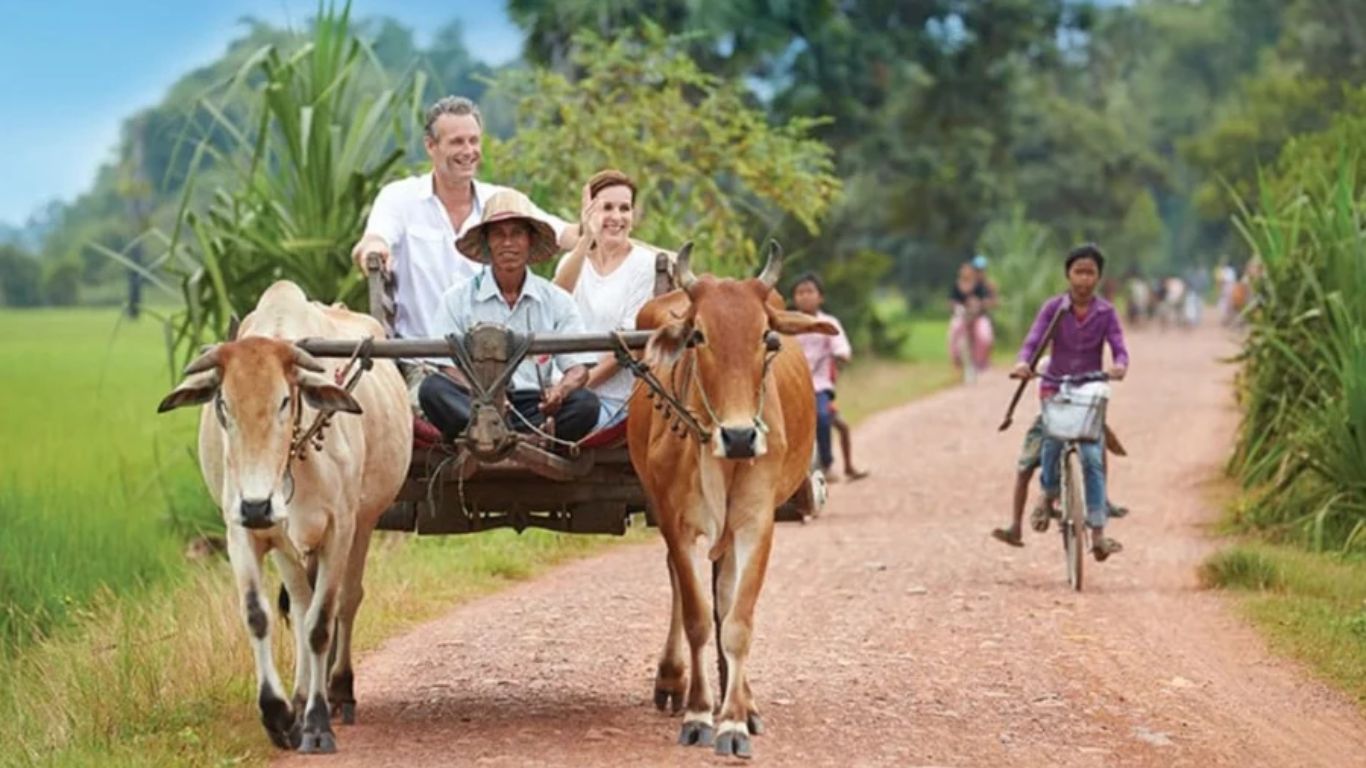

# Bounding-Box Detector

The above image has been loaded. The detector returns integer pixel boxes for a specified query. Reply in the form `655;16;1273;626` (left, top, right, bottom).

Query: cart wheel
808;467;828;519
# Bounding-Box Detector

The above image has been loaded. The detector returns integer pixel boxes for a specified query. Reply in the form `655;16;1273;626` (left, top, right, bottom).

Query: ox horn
673;242;697;295
756;239;783;289
183;345;222;375
292;345;326;372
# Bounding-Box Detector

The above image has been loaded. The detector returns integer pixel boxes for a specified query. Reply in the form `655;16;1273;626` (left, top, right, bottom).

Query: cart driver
418;190;601;444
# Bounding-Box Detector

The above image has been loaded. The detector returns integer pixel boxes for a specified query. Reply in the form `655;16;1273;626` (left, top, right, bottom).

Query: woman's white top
555;244;657;403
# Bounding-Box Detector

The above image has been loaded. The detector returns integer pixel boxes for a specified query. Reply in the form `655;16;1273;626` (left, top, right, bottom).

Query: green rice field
0;309;207;650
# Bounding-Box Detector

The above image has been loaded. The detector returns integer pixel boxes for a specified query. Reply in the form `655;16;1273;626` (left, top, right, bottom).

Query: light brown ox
628;242;835;759
158;281;411;753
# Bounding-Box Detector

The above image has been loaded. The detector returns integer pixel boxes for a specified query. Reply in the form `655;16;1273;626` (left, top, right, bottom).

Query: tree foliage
485;25;841;276
150;2;425;364
0;245;43;308
11;0;1364;369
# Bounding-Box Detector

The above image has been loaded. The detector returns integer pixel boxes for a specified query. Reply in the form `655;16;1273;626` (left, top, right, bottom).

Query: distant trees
0;245;42;307
485;26;840;277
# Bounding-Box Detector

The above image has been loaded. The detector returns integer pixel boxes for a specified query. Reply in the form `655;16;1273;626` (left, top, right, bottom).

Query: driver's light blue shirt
431;268;596;391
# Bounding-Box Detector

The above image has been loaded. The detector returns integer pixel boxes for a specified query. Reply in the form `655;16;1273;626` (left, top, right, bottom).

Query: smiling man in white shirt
349;96;583;405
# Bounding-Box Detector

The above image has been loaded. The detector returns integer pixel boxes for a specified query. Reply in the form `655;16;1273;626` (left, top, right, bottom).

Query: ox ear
767;309;838;337
158;370;221;413
297;370;363;415
642;321;692;369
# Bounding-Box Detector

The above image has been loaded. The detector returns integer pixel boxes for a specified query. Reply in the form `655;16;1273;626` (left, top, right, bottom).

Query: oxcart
293;254;825;538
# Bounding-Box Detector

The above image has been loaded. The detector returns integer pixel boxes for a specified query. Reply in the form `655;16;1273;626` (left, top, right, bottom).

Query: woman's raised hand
581;183;605;239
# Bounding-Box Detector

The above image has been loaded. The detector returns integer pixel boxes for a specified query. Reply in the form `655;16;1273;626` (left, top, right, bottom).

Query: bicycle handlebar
1037;370;1110;385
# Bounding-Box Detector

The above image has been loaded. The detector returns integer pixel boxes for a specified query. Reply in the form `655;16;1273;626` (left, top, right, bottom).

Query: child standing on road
827;359;870;482
791;273;863;481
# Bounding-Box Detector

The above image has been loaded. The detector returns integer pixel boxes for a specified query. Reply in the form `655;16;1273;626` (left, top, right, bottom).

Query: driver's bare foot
845;468;870;482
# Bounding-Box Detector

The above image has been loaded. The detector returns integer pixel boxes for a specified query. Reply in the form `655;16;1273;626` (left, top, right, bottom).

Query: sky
0;1;521;228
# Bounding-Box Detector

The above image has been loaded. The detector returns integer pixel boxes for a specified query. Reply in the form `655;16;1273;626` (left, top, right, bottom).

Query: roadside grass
836;315;1012;427
0;310;965;765
834;356;957;427
1201;543;1366;709
0;529;640;767
0;309;206;650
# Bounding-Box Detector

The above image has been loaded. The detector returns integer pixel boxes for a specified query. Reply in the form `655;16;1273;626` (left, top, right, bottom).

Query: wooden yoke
463;326;519;460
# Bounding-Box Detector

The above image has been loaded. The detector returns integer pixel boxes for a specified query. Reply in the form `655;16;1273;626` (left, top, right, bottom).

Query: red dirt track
279;322;1366;767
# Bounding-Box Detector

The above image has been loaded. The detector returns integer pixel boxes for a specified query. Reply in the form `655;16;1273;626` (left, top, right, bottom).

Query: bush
1229;145;1366;552
154;1;423;367
1201;547;1284;591
976;205;1058;347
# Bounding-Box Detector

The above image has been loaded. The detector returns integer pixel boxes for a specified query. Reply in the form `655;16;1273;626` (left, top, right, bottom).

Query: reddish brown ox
158;282;411;753
628;241;835;758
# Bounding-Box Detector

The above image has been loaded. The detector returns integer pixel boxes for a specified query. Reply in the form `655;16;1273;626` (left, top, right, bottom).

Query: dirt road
279;322;1366;767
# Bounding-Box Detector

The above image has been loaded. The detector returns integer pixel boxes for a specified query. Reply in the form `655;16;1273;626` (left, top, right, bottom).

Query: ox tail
277;556;320;628
712;558;728;696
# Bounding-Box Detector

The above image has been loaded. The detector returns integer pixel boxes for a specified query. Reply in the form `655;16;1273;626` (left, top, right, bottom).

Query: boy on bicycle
1001;244;1129;560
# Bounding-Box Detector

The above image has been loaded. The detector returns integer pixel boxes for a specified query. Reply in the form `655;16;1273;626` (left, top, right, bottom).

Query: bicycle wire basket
1042;381;1109;442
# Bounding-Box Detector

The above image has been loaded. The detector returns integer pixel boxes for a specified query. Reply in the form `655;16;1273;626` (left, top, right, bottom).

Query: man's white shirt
363;173;567;341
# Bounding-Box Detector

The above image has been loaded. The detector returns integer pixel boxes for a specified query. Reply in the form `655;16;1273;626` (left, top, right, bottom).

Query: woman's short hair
588;169;637;202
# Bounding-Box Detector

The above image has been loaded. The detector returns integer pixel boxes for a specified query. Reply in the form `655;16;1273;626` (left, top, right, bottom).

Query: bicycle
1037;370;1111;591
951;301;990;385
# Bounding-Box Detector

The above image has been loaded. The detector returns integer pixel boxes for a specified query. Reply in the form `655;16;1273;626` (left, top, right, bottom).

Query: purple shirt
1018;294;1130;399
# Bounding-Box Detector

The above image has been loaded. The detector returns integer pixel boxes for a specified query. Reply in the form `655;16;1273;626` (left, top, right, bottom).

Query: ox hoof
260;694;301;750
678;721;714;747
715;729;753;759
654;688;684;714
298;730;337;754
333;700;356;725
747;712;765;736
265;722;301;751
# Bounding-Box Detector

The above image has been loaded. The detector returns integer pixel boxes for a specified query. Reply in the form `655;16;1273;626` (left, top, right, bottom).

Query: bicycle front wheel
1061;446;1086;591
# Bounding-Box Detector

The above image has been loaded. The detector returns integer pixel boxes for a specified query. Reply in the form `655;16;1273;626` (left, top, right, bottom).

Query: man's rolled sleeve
363;183;405;250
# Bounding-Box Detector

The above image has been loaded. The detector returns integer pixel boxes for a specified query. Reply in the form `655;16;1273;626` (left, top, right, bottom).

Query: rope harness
281;338;377;504
289;337;376;461
610;328;783;445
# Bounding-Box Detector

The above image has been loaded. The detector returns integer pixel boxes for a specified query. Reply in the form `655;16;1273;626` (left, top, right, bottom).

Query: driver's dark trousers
418;373;602;443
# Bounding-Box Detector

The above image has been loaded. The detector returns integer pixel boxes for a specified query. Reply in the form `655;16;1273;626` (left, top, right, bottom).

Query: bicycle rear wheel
1061;446;1086;591
959;328;977;385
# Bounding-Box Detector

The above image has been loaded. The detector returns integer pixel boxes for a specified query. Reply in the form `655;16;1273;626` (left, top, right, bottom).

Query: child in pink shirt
792;273;852;476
